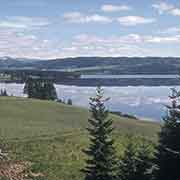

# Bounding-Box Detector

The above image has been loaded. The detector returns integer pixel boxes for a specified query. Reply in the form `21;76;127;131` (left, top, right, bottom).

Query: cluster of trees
83;87;180;180
24;77;74;106
24;77;57;100
57;98;73;105
0;90;8;96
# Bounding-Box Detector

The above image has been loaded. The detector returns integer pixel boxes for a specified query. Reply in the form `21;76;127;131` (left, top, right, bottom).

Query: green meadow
0;97;160;180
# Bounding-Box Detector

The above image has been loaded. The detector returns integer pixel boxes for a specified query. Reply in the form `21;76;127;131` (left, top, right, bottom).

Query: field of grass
0;97;160;180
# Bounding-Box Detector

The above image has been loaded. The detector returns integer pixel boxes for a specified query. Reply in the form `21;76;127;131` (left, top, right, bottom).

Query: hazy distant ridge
1;57;180;74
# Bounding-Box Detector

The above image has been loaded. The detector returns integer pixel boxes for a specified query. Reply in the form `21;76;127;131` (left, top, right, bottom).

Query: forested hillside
1;57;180;74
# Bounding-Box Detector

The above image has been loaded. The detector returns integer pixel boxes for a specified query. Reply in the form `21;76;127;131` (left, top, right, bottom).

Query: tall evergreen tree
83;86;117;180
155;88;180;180
118;137;153;180
67;98;73;105
135;139;153;180
118;137;137;180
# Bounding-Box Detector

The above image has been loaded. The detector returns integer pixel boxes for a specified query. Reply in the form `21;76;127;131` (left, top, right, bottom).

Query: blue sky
1;0;180;59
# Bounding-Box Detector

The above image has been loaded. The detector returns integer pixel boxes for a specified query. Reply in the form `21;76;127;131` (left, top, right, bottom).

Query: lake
81;74;179;79
0;83;178;122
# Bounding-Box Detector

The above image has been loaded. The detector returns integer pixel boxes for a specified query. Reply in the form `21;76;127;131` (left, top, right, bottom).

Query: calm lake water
0;83;178;122
81;74;178;79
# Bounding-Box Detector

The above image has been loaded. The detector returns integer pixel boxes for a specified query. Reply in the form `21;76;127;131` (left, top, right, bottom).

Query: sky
1;0;180;59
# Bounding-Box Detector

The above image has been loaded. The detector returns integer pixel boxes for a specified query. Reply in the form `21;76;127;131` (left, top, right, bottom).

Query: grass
0;97;161;180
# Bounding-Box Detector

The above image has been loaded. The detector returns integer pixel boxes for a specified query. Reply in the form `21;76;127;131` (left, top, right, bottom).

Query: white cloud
101;4;131;12
152;2;180;16
60;33;180;57
160;27;180;34
0;16;50;29
152;2;173;14
171;8;180;16
117;16;155;26
0;28;63;59
147;35;180;43
63;12;155;26
74;33;146;45
60;33;148;57
0;22;27;29
1;28;180;58
63;12;112;24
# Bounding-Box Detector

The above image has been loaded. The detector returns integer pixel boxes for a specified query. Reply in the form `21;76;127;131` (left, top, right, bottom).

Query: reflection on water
81;74;178;79
0;83;178;121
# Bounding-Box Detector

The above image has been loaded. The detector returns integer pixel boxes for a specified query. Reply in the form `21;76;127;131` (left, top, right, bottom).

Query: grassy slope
0;97;160;180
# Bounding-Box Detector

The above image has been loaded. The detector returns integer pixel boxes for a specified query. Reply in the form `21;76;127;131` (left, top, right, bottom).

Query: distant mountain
0;57;38;69
0;56;180;74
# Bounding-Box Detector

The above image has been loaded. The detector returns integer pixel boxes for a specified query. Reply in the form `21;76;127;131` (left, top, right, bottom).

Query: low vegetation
0;96;160;180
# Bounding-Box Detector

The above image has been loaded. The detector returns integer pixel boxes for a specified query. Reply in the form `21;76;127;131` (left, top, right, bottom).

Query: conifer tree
3;90;8;96
67;98;73;105
83;86;117;180
135;140;153;180
118;137;137;180
0;89;8;96
155;88;180;180
118;137;153;180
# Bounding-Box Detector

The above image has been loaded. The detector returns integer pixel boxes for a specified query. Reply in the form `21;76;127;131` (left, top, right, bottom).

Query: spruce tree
0;90;3;96
135;139;153;180
155;88;180;180
67;99;73;105
118;137;137;180
0;89;8;96
118;137;153;180
3;90;8;96
83;86;117;180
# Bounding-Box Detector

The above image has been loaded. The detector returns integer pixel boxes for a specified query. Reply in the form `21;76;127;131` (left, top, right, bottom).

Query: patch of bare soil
0;161;32;180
